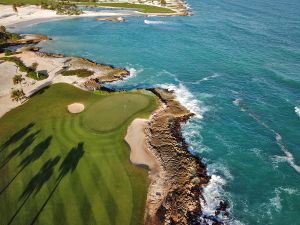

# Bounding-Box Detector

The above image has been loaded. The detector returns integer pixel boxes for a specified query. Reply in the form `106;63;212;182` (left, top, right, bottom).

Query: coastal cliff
145;88;210;225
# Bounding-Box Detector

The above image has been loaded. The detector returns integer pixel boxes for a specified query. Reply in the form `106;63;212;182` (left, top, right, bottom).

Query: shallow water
14;0;300;224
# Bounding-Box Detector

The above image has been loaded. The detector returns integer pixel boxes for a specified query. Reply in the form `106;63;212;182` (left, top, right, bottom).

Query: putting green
83;94;151;132
0;84;158;225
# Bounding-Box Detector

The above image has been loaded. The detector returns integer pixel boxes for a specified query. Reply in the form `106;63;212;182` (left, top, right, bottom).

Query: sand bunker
67;103;85;114
125;118;160;174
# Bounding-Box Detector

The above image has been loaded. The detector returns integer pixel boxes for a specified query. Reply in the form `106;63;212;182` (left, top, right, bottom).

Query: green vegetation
41;1;82;15
10;88;26;101
0;26;20;45
4;49;20;56
0;83;158;225
61;69;94;77
0;57;47;80
77;2;175;13
0;0;44;5
0;0;174;13
12;74;25;85
84;93;152;132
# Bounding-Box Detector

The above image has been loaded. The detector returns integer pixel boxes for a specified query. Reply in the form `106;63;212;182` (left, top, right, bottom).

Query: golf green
0;83;158;225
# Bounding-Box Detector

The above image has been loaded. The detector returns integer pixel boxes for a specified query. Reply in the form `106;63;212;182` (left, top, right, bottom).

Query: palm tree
10;89;26;102
12;4;18;13
12;75;24;86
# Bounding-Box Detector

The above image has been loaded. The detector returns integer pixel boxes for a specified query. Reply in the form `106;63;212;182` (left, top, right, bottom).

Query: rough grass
0;0;47;5
61;69;94;78
0;83;158;225
0;0;175;13
78;2;175;13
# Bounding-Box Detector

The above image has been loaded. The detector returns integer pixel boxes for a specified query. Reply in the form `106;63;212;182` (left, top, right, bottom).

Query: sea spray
295;106;300;118
144;20;167;25
162;83;235;223
160;83;208;119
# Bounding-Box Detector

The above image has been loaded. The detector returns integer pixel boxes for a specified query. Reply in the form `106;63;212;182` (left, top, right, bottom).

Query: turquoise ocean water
13;0;300;224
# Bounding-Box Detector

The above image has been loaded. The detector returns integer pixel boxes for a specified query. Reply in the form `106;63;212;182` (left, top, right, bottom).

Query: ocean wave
144;20;167;25
191;73;221;84
160;83;208;119
200;162;239;224
269;189;282;212
127;67;143;78
201;174;226;213
157;70;182;83
233;99;300;174
295;106;300;118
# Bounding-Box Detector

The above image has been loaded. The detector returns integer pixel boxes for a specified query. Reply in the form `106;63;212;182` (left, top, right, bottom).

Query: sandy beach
0;5;136;27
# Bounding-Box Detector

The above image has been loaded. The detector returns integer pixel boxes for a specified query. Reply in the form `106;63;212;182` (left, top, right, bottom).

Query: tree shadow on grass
0;123;34;152
30;143;85;225
29;84;51;97
0;136;52;195
19;136;52;169
6;156;61;225
0;131;40;170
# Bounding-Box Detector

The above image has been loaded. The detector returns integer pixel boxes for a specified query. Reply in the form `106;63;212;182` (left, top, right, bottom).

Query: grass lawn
0;0;175;13
77;2;175;13
0;83;158;225
0;0;45;5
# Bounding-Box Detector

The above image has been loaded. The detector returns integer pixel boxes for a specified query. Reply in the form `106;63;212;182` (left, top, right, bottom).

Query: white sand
125;118;160;174
0;51;90;117
0;5;136;27
67;103;84;113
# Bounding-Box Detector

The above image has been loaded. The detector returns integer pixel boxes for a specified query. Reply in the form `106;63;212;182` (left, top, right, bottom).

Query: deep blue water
14;0;300;224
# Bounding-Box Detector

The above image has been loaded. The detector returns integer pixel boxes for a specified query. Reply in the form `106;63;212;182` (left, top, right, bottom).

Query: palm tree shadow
0;123;34;152
0;136;52;195
0;131;40;170
56;142;85;182
19;156;61;200
7;156;60;225
19;136;52;169
30;143;85;225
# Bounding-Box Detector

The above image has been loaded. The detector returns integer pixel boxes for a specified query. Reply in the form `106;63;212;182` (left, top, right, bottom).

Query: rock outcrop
145;88;210;225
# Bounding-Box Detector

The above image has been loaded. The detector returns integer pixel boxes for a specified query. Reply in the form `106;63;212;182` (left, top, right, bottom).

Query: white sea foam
144;20;166;25
201;174;227;216
295;106;300;118
127;67;143;78
274;133;300;173
191;73;221;84
269;190;282;212
233;98;300;174
279;187;298;195
232;98;241;106
160;83;208;119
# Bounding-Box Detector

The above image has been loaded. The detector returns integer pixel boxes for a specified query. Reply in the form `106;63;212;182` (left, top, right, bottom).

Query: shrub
12;74;24;85
4;49;19;56
10;89;26;102
0;57;47;80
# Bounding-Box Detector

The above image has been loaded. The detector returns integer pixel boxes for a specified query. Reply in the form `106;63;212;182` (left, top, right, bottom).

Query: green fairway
0;83;158;225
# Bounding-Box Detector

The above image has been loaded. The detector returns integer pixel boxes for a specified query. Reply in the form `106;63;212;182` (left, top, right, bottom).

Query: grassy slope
0;0;43;5
0;83;158;225
71;2;175;13
0;0;175;13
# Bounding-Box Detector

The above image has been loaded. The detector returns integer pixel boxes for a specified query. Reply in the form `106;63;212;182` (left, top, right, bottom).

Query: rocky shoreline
144;88;210;224
0;31;228;224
